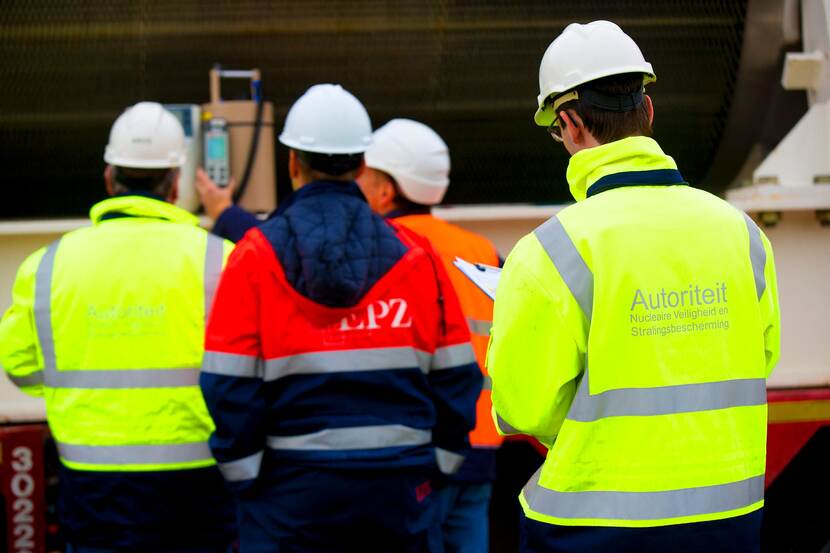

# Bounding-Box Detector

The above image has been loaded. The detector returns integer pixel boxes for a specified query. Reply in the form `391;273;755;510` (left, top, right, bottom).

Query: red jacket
200;183;481;489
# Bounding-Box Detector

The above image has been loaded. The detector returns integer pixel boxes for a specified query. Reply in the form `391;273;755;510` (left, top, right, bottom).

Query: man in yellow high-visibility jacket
487;21;780;553
0;102;236;553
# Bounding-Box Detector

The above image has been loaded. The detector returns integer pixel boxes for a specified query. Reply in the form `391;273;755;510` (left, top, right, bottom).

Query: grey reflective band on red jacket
435;448;465;474
567;369;767;423
467;318;492;337
482;375;492;391
218;450;264;482
742;213;767;300
267;424;432;451
204;235;225;320
534;217;593;322
202;351;262;378
264;347;432;381
56;440;213;465
522;467;765;520
432;343;476;370
32;238;210;389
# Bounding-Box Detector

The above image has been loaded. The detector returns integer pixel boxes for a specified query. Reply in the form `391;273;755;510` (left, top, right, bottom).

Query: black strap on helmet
580;87;644;112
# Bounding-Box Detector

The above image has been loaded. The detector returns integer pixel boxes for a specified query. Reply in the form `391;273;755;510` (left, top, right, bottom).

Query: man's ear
644;94;654;125
104;165;115;196
354;159;366;178
379;174;397;211
288;150;300;179
560;110;585;145
168;170;180;204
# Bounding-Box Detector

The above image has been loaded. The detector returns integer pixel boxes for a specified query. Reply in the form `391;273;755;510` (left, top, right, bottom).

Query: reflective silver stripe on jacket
482;375;492;391
56;440;213;465
432;343;476;370
41;367;200;389
533;216;768;422
495;413;521;435
204;234;225;320
567;368;767;423
7;371;45;388
264;347;432;381
534;217;593;322
34;240;60;376
742;213;767;300
218;450;264;482
435;447;465;474
32;237;215;389
202;351;262;378
267;425;431;451
522;467;765;520
467;318;492;337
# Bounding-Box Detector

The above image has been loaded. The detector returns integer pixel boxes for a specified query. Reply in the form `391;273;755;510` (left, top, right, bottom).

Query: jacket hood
259;181;408;307
565;136;679;202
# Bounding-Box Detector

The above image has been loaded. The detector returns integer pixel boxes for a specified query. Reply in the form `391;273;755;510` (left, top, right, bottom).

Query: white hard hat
104;101;186;168
365;119;450;206
279;84;373;154
534;20;656;127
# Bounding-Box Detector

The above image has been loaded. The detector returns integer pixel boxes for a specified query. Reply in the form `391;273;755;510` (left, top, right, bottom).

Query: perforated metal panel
0;1;747;218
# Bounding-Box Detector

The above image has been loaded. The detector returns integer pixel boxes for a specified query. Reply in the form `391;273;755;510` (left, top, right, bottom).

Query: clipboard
453;257;501;301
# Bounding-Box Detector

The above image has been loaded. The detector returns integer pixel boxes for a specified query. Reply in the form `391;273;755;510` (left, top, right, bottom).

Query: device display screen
207;135;227;160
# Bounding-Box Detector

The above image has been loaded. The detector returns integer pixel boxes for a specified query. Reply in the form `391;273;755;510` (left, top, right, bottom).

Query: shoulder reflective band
263;346;431;381
56;440;212;465
203;351;262;378
267;424;431;451
435;447;465;474
432;343;476;370
522;466;764;520
218;450;263;482
204;234;225;320
567;366;767;422
467;318;492;337
8;371;45;387
33;238;214;389
482;375;492;391
742;213;767;300
534;217;593;322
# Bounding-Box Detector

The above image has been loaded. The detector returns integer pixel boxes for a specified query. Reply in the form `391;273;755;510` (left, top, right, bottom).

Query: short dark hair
555;72;652;144
296;150;363;179
112;166;177;197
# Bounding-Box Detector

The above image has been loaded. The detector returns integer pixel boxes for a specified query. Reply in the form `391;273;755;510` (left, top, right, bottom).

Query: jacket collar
89;194;200;226
385;205;432;219
274;180;365;217
565;136;686;202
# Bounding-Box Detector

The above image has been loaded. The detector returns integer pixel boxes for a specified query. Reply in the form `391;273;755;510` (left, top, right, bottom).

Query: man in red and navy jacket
200;84;481;553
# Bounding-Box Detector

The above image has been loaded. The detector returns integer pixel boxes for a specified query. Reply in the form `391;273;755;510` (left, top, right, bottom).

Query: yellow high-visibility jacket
0;195;233;472
488;136;780;528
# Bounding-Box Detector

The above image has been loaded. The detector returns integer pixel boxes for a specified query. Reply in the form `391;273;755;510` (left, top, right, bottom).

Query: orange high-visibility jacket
393;213;503;450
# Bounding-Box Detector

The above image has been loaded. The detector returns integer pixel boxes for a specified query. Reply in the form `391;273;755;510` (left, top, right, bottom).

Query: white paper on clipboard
452;257;501;301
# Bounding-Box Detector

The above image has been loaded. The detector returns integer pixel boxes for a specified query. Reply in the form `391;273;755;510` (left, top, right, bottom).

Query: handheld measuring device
204;117;230;187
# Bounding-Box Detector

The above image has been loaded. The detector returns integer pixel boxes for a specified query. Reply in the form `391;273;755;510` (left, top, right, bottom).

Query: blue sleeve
212;205;261;243
428;344;482;474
